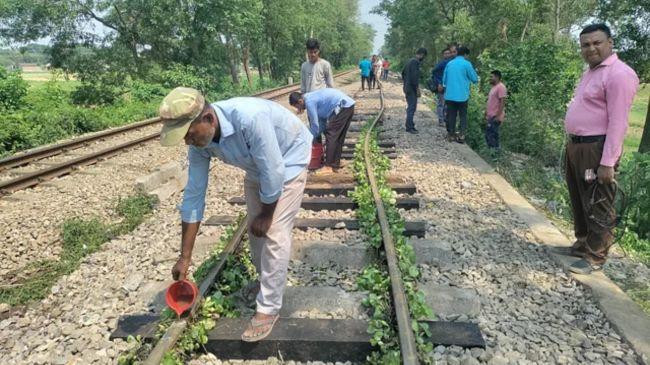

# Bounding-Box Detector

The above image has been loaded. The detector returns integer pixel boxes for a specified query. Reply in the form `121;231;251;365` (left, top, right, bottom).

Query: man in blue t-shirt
442;46;478;143
359;57;372;91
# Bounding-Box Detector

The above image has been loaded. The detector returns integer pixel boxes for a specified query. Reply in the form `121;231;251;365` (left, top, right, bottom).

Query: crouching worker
289;88;355;175
160;87;312;342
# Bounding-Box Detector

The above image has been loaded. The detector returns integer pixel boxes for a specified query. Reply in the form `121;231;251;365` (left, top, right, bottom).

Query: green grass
21;71;53;81
26;78;79;90
624;83;649;153
0;193;157;306
114;194;159;234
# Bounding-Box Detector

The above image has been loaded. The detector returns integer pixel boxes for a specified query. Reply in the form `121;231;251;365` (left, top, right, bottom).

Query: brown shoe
446;134;456;142
553;246;585;258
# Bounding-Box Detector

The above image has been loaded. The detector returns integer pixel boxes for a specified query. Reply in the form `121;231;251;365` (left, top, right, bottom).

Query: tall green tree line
0;0;374;86
375;0;597;69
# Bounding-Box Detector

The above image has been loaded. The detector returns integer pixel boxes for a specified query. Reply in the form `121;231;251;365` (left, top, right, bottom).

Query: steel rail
0;117;162;172
144;216;248;365
0;69;358;195
363;81;419;364
0;132;160;194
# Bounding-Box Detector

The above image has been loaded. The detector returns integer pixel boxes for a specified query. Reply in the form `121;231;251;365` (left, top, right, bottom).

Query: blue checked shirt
179;97;313;223
304;88;355;137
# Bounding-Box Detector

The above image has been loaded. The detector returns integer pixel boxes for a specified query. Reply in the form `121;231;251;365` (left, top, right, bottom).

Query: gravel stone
381;81;641;365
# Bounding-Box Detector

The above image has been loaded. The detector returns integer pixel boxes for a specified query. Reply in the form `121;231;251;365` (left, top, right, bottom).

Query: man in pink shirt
563;23;639;274
485;70;507;149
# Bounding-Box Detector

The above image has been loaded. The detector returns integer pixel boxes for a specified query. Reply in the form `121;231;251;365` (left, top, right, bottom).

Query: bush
478;39;583;116
71;71;129;106
619;153;650;240
130;80;167;102
500;91;566;166
71;81;121;106
0;95;158;158
0;65;28;111
157;64;214;95
0;114;38;155
468;39;583;167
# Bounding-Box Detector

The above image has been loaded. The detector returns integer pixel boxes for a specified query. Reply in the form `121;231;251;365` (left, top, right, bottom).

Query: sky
359;0;389;54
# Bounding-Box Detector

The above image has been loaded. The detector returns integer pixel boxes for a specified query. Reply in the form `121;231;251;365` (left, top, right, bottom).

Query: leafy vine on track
350;121;435;364
117;214;256;365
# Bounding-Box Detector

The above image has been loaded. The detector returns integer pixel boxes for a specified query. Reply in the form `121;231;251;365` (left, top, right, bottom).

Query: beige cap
158;87;205;146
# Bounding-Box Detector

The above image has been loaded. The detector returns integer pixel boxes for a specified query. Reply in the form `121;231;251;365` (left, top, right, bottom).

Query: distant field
625;83;649;153
21;69;77;84
21;70;53;81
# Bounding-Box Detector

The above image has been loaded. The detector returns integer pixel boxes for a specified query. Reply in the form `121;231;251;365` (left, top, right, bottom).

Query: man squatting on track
300;38;334;94
159;87;312;342
289;88;356;175
561;23;639;275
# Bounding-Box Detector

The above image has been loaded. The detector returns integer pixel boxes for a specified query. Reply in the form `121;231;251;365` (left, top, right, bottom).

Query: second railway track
111;81;484;364
0;69;356;195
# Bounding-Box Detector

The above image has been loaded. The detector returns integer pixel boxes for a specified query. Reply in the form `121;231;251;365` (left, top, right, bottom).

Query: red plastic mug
165;279;199;316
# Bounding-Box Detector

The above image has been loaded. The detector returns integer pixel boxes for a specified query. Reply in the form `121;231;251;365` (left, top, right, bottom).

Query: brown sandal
241;314;279;342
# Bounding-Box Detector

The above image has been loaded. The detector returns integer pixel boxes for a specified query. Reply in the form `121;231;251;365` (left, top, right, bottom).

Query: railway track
111;82;484;364
0;69;356;195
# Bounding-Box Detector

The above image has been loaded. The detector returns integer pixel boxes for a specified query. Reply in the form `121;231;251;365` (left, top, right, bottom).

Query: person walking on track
431;47;454;127
382;58;390;80
300;38;334;93
402;47;428;134
359;56;372;91
562;23;639;274
368;55;377;89
372;55;383;89
484;70;507;149
160;87;312;342
442;45;478;143
289;88;355;175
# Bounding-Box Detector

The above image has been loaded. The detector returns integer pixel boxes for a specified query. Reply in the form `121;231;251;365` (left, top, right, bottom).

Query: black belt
569;134;606;144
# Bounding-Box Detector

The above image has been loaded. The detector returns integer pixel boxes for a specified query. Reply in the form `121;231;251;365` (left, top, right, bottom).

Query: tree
0;0;373;88
597;0;650;82
640;94;650;153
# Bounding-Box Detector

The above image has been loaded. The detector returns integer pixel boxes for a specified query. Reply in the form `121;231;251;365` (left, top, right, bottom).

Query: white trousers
244;169;307;315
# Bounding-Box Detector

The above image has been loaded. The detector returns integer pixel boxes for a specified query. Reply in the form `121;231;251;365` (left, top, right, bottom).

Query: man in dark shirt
401;48;428;134
431;46;454;126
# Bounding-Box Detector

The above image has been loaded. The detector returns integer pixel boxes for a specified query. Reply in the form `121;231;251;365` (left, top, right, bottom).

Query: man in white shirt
300;38;334;93
373;56;383;86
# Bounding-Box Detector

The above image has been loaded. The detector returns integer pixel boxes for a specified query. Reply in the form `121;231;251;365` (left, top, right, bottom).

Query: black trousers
405;92;417;130
369;71;376;89
446;100;468;135
485;117;501;148
325;105;355;167
361;76;370;90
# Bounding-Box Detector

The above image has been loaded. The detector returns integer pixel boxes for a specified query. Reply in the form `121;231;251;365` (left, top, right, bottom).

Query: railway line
0;69;356;195
111;82;484;364
0;74;644;365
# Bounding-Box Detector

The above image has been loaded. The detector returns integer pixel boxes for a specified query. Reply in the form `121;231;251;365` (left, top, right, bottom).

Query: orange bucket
309;143;324;170
165;279;199;317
